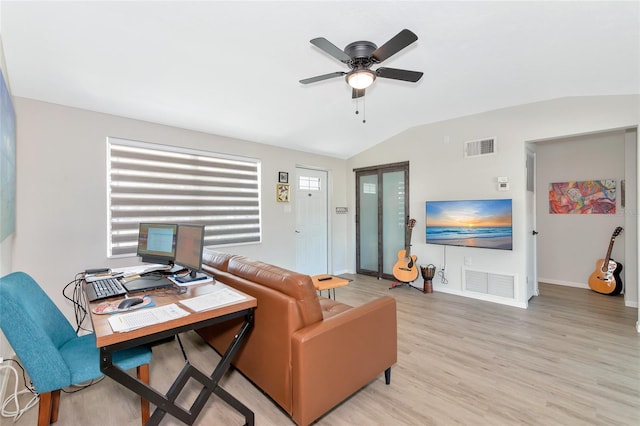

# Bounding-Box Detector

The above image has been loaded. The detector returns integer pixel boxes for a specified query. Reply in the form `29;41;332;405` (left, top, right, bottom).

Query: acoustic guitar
392;219;419;283
588;226;623;295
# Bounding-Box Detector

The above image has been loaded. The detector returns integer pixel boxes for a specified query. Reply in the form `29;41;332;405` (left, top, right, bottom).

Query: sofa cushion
228;257;323;326
202;250;237;272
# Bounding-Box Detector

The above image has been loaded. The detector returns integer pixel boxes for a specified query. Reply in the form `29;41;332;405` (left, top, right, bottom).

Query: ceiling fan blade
375;67;423;82
352;88;365;99
371;29;418;63
310;37;351;63
299;71;345;84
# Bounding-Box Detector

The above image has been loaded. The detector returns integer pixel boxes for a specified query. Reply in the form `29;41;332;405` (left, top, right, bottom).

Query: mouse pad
92;296;155;315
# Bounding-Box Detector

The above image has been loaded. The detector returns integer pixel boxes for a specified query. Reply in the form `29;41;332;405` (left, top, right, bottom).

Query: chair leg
37;391;51;426
50;390;61;423
137;364;150;425
38;390;61;426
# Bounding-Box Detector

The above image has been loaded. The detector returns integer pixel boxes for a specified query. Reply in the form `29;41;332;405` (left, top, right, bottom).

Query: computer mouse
118;297;144;310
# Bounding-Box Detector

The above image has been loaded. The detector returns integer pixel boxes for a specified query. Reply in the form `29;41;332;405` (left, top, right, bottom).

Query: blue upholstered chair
0;272;152;425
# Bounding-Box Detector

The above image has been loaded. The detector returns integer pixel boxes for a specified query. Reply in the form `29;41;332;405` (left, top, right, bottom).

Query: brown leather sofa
197;251;397;426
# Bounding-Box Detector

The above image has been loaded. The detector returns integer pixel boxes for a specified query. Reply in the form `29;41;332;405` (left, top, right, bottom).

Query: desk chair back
0;271;152;425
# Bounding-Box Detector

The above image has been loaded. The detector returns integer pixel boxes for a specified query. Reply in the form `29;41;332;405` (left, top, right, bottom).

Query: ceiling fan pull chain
354;98;366;123
362;97;366;124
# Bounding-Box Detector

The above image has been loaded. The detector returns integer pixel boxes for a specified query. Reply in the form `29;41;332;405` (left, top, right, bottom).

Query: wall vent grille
463;269;515;299
464;138;496;158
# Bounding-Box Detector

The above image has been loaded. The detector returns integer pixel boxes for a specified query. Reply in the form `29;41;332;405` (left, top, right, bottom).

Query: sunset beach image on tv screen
425;199;513;250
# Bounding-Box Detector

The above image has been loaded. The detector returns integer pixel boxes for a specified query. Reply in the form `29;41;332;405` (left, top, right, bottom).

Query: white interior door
295;168;328;275
526;149;539;299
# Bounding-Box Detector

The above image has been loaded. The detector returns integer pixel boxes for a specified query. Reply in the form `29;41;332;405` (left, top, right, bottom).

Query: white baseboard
538;277;589;289
434;285;528;309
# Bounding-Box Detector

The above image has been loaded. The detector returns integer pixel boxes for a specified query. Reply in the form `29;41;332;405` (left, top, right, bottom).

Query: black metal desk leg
214;386;254;426
101;308;255;426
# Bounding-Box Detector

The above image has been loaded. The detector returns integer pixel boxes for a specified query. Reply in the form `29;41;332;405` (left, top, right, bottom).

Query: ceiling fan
300;29;423;99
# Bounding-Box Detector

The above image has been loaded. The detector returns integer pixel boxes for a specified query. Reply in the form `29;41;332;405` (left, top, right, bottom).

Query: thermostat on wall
497;176;509;191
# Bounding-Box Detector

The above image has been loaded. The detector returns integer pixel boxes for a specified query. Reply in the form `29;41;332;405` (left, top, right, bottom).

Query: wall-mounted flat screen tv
425;199;513;250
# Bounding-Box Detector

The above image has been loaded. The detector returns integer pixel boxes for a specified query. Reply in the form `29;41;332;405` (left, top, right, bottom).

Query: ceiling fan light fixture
347;70;375;89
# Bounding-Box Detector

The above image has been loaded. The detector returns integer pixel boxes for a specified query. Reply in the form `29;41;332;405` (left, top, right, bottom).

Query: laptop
122;275;174;294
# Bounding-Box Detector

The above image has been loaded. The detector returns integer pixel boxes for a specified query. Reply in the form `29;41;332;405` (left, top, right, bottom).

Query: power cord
439;246;448;285
438;268;448;285
59;274;105;392
61;377;104;393
0;358;38;421
62;273;92;333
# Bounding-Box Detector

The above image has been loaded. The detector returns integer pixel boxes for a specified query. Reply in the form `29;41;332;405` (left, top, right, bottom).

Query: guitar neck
405;229;413;255
603;237;615;264
602;227;622;265
403;219;416;257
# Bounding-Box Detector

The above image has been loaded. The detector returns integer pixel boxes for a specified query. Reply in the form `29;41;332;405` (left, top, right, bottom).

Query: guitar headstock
408;218;416;229
613;226;623;237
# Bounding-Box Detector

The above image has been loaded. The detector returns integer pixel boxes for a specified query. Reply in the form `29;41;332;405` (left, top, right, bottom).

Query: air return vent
464;137;496;158
463;268;515;299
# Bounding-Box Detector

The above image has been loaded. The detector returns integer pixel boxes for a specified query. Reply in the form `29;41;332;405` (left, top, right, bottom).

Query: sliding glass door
355;162;409;280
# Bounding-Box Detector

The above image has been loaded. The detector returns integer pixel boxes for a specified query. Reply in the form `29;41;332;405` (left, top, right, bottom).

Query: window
107;137;261;257
362;182;377;194
298;175;321;191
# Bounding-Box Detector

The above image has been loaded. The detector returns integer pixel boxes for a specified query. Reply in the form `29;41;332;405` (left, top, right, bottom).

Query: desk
311;275;350;299
88;282;257;425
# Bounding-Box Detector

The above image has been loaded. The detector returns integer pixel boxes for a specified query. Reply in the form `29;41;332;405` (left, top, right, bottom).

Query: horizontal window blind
108;137;261;257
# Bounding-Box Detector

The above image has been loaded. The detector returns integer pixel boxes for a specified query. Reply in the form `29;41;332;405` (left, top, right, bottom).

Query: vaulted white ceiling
1;1;638;159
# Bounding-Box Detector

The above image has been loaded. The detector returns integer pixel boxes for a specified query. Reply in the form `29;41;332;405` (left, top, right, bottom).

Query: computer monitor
136;223;177;265
174;224;206;283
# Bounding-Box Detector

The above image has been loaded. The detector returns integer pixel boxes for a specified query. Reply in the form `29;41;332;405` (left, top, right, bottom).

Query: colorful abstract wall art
549;180;616;214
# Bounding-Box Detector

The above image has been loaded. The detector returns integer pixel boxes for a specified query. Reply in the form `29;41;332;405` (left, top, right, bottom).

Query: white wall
12;98;349;324
8;94;640;328
536;131;627;289
347;96;639;312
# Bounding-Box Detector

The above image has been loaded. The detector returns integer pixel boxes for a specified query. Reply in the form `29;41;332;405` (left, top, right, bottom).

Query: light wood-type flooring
1;276;638;425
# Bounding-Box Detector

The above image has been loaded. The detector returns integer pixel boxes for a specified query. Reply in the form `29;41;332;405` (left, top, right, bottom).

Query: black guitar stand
389;280;421;291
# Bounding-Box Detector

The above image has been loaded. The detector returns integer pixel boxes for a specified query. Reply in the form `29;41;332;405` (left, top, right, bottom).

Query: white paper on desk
179;287;247;312
108;303;189;332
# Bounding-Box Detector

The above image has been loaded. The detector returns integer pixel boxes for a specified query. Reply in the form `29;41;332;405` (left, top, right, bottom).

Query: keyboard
85;277;127;302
